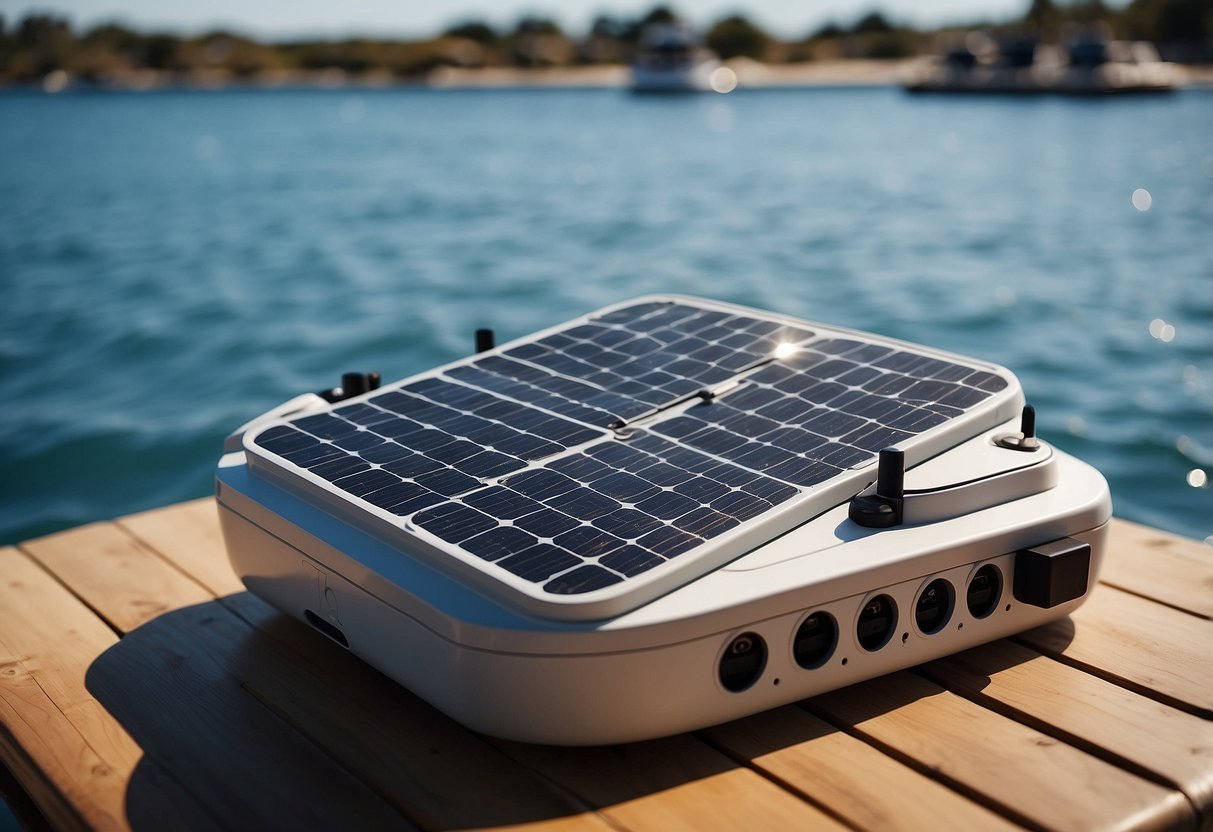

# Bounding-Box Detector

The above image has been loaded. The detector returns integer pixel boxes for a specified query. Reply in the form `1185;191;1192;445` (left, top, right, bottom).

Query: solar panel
245;296;1017;619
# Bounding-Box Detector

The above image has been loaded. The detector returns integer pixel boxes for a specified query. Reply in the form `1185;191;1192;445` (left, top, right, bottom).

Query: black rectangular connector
1013;538;1091;609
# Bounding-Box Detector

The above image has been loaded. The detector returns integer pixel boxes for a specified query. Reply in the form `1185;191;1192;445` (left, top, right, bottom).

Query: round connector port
793;611;837;669
967;565;1002;619
915;578;953;635
856;594;897;652
719;632;766;692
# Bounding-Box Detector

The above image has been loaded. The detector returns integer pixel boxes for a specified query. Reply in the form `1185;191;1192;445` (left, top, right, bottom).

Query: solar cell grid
248;298;1014;611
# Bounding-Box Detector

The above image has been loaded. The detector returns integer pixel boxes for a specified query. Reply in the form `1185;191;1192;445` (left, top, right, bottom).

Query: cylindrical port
967;564;1002;619
857;594;897;651
915;578;954;635
793;611;837;669
719;632;766;692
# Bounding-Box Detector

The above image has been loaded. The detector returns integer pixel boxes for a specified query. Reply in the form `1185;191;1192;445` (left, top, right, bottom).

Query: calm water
1;86;1210;545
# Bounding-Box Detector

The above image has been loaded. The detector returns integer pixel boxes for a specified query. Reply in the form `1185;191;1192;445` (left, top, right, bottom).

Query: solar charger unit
217;296;1111;744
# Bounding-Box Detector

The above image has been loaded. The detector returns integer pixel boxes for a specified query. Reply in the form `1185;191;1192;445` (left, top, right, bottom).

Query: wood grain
19;522;212;633
1101;519;1213;619
495;734;850;832
116;508;616;831
1019;584;1213;718
0;547;215;832
118;498;241;598
810;671;1195;831
702;705;1021;831
924;640;1213;813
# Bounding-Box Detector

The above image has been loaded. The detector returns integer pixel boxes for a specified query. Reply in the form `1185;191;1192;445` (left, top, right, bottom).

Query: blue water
1;86;1210;545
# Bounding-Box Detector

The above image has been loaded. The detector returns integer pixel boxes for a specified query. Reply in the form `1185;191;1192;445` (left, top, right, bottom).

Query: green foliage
706;14;771;60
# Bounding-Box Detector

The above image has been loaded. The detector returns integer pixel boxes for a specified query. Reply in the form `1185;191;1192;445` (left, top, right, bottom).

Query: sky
0;0;1034;40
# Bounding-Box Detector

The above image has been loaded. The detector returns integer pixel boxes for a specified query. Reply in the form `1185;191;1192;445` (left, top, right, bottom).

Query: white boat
906;30;1178;95
630;23;721;93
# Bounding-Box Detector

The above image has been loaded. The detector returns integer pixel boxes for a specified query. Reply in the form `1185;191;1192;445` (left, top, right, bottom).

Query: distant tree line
1;0;1208;85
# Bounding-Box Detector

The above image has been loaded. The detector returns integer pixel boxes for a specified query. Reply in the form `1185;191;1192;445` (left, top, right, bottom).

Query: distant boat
630;23;721;93
905;31;1178;95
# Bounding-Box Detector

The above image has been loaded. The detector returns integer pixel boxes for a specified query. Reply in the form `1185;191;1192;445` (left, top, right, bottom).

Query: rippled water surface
1;86;1210;544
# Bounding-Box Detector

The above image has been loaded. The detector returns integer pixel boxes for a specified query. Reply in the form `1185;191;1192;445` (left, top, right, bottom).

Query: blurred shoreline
9;59;1213;92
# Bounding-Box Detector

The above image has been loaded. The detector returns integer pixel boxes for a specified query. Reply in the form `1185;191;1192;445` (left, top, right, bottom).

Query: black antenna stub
996;405;1041;452
849;448;905;529
475;329;495;354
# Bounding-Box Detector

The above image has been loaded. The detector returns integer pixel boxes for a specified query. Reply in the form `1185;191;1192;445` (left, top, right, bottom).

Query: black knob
341;372;368;398
475;328;495;353
995;404;1041;452
849;447;905;528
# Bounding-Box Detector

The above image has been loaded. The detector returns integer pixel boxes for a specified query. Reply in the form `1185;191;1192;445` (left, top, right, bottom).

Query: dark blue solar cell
492;432;562;460
387;490;446;517
357;442;415;465
674;507;739;539
816;338;864;355
311;457;372;481
546;488;623;521
332;468;401;498
759;426;826;456
427;439;483;466
846;344;894;363
294;413;359;440
801;409;867;438
756;396;811;424
599;545;664;577
773;372;819;396
744;477;799;504
544;565;624;595
673;476;730;503
637;526;702;557
940;386;989;409
255;425;314;453
724;386;783;411
280;443;343;468
456;451;525;479
711;491;773;522
513;507;581;538
592;508;663;539
652;416;705;439
966;371;1008;392
413;502;497;543
415;468;481;497
633;490;701;520
333;403;398;427
697;366;736;386
767;457;838;486
592;472;660;503
731;444;798;473
549;453;614;482
382;452;445;479
362;481;434;512
836;366;883;387
718;411;780;438
498;544;581;582
684;427;749;456
592;327;634;348
701;462;760;488
503;342;547;360
331;431;387;453
932;363;974;383
583;442;653;472
815;443;873;468
508;469;579;502
800;381;848;405
462;526;539;562
462;487;543;520
901;380;956;403
632;460;695;487
554;526;625;558
864;374;917;396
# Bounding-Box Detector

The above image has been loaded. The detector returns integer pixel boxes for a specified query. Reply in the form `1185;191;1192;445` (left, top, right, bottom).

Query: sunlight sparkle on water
710;67;737;94
1187;469;1208;489
1148;318;1176;342
1132;188;1153;212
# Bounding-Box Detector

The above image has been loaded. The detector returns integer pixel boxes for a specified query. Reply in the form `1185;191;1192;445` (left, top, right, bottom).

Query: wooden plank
114;509;616;831
923;640;1213;815
810;671;1195;831
494;735;850;832
702;705;1022;832
1102;519;1213;619
84;591;413;830
0;547;215;832
1019;584;1213;718
19;523;212;633
117;499;241;598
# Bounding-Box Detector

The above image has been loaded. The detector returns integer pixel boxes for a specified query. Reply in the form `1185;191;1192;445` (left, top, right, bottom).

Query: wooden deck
1;500;1210;831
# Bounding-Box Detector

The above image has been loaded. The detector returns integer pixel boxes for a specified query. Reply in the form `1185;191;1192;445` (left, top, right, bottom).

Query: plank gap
798;699;1050;832
13;543;125;641
1009;635;1213;721
1097;580;1213;622
692;727;865;832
